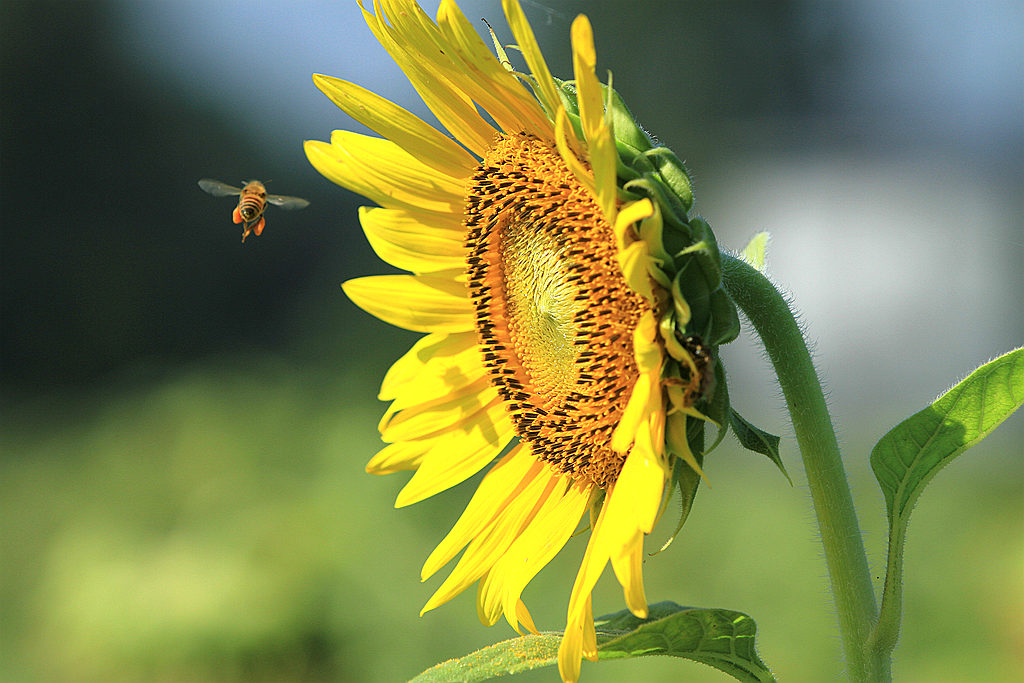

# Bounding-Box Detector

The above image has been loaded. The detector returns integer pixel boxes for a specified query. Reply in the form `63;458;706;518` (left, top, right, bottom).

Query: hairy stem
720;253;889;682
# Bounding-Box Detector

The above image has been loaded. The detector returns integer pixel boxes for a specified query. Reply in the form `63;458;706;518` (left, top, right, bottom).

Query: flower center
464;133;651;488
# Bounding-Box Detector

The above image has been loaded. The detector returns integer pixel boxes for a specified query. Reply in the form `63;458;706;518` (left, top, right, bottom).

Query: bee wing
266;194;310;210
198;179;243;197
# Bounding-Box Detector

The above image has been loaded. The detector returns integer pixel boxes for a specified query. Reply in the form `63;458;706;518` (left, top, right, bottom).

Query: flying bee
198;179;309;242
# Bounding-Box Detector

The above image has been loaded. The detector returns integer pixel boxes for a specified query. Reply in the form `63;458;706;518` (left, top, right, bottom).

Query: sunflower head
305;1;740;681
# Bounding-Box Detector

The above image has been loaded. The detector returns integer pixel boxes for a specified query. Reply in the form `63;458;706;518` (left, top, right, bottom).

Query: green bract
554;78;785;540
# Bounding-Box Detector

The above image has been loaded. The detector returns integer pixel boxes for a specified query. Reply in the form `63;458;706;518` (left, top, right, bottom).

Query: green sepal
706;286;741;346
641;146;693;213
681;217;722;289
670;261;713;339
704;358;732;454
623;175;691;231
614;144;643;183
603;84;654;153
554;79;580;116
656;444;704;555
729;409;790;484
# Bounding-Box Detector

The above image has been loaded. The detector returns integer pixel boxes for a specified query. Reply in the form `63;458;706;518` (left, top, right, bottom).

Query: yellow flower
305;2;723;680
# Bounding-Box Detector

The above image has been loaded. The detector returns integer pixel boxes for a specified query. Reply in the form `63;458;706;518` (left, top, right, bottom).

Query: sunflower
305;1;737;680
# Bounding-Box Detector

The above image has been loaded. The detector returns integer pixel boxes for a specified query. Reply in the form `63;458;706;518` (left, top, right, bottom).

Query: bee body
199;178;309;242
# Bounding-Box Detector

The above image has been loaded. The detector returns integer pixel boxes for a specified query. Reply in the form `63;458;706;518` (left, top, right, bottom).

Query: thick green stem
720;254;889;682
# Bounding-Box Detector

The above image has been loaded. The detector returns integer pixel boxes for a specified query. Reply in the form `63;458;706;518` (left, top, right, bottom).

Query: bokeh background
2;1;1021;681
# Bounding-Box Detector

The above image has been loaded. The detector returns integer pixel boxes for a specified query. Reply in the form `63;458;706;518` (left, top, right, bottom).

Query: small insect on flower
198;179;309;242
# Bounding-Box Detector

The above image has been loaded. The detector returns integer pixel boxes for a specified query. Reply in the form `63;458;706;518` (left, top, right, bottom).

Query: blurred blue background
2;1;1021;681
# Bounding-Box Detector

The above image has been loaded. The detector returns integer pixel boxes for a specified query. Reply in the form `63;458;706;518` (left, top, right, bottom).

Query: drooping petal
421;444;535;580
421;455;559;613
478;477;589;632
395;405;516;506
558;592;594;683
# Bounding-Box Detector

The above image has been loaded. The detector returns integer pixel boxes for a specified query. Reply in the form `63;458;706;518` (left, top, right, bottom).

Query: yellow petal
313;73;477;178
610;372;652;453
343;273;473;333
558;602;585;683
564;499;612;633
360;0;495;155
330;130;466;207
554;108;594;196
515;599;538;635
611;311;662;451
666;411;708;483
582;597;598;661
565;437;667;635
379;331;483;403
421;457;555;613
588;123;618;224
617;241;656;303
421;445;534;579
360;206;466;273
381;384;500;443
607;430;669;540
395;406;515;507
435;0;551;137
570;15;602;144
567;15;618;222
501;0;560;117
306;139;455;218
613;198;654;250
609;529;647;617
366;440;428;474
482;478;589;633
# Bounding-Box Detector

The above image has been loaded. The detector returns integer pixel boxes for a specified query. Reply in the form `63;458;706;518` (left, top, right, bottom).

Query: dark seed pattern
463;134;652;488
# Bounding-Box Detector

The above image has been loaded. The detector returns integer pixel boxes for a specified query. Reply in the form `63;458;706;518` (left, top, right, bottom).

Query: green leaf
409;633;558;683
739;232;770;272
729;409;790;484
410;602;775;683
867;348;1024;657
870;347;1023;524
595;603;774;682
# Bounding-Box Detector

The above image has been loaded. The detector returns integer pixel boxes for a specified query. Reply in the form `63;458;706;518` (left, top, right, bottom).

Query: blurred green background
2;1;1021;681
